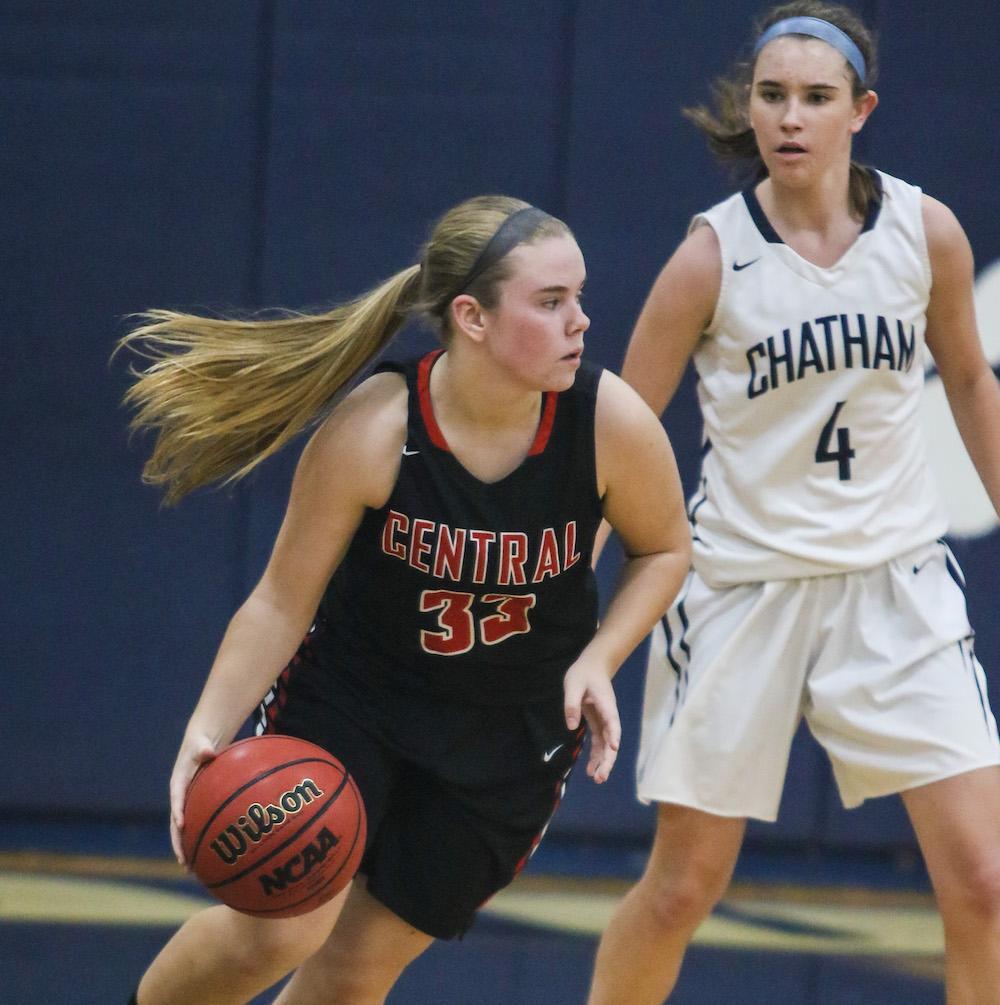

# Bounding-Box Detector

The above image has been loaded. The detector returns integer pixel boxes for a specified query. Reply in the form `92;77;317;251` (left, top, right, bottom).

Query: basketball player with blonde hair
119;194;691;1004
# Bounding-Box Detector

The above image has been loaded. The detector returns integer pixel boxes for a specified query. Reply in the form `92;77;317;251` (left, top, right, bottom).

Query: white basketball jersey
689;170;948;586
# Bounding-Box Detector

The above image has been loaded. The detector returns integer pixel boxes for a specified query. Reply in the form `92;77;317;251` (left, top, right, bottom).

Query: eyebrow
538;276;586;291
756;79;839;90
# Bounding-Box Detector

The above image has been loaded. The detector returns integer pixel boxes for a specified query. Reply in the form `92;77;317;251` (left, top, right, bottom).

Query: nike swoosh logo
913;560;931;574
543;744;564;763
733;258;761;271
402;446;420;456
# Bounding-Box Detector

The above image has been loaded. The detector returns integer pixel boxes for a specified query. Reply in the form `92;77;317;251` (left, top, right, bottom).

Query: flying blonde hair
118;195;570;504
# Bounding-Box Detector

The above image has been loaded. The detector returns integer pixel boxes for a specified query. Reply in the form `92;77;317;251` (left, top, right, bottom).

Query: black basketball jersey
314;350;604;706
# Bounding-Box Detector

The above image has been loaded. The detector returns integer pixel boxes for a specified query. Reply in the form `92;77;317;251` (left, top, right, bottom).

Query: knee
938;858;1000;929
227;911;331;975
289;927;425;1001
638;861;729;930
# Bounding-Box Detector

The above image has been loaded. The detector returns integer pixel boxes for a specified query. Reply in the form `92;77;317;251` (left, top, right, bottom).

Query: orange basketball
181;735;366;919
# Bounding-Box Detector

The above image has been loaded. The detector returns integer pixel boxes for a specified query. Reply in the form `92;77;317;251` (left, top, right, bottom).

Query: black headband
445;206;552;306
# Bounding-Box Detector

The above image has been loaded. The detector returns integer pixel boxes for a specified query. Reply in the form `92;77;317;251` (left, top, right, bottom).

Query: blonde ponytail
120;194;571;505
119;264;421;504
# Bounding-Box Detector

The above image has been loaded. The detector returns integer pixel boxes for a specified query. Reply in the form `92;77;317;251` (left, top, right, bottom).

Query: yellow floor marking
0;857;944;973
484;885;944;957
0;851;186;880
0;872;210;927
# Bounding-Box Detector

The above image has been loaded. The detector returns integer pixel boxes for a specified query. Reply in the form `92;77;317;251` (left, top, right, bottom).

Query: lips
777;143;806;153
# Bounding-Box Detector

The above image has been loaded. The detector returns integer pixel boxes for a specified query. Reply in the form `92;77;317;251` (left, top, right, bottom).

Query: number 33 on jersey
313;352;604;704
382;508;582;656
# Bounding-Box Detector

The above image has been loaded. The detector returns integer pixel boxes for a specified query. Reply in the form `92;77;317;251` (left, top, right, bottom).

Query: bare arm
592;223;721;565
564;372;692;783
168;373;407;859
621;222;721;413
923;196;1000;515
593;373;692;664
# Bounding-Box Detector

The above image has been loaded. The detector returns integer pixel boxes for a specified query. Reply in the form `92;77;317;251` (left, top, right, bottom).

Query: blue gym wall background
5;2;1000;860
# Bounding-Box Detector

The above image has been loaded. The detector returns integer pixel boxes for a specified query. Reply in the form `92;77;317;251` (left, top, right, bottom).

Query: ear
850;89;878;135
449;294;488;343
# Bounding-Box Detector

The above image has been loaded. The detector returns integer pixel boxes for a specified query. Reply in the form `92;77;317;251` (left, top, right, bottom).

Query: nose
780;97;803;130
571;301;590;333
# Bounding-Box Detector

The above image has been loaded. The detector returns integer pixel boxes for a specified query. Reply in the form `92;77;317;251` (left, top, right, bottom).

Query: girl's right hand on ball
169;735;220;867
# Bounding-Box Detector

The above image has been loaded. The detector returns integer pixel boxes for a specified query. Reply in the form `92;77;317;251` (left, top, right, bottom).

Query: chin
767;164;815;187
547;369;579;392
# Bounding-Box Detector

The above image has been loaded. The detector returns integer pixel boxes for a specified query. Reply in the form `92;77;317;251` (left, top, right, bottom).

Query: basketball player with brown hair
588;4;1000;1003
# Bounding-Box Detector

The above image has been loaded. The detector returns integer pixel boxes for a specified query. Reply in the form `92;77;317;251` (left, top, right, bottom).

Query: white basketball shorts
636;539;1000;820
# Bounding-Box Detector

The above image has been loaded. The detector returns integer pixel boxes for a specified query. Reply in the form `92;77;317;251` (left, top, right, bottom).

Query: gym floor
3;821;943;1004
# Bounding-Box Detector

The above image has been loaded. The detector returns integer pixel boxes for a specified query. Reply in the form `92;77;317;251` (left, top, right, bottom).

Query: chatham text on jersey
747;313;917;399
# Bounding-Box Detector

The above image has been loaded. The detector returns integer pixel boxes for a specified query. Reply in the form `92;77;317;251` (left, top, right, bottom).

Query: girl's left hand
563;661;621;784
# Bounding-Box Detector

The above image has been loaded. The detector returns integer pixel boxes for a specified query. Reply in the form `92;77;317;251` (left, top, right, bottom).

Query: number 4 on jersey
815;400;854;480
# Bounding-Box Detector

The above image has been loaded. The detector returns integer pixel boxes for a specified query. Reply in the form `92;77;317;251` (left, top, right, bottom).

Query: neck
759;160;857;233
431;349;540;432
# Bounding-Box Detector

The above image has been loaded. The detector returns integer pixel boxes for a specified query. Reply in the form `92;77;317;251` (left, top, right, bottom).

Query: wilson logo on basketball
210;778;325;865
259;826;341;896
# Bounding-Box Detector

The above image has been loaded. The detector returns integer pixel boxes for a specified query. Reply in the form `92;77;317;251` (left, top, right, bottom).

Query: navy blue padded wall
240;1;580;584
870;3;1000;263
2;3;268;811
261;3;577;307
5;4;1000;853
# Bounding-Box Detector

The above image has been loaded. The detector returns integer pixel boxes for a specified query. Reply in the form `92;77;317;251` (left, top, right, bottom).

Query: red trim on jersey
416;349;559;456
417;350;450;450
528;390;558;455
506;725;586;883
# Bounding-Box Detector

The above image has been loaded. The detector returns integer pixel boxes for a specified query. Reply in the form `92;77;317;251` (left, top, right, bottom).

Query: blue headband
754;16;867;84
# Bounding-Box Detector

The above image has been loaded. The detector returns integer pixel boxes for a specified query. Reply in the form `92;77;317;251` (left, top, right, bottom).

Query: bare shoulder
303;370;407;508
595;369;663;429
679;218;722;268
621;222;721;415
594;370;671;492
922;194;974;268
653;221;721;297
639;221;721;339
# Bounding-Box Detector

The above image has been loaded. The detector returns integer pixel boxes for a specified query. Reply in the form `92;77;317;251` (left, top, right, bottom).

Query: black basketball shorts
255;622;584;939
